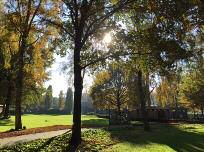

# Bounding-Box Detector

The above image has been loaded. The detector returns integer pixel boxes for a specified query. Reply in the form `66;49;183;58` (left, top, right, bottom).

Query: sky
44;54;93;97
44;33;111;97
44;54;69;97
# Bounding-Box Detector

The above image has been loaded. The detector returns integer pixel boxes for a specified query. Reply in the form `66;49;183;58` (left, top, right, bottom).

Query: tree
0;7;18;119
156;75;180;108
44;85;53;111
48;0;132;145
52;97;59;109
90;63;129;123
117;0;204;131
65;87;73;114
58;91;65;110
180;70;204;116
4;0;57;130
23;86;45;113
81;93;94;114
179;46;204;116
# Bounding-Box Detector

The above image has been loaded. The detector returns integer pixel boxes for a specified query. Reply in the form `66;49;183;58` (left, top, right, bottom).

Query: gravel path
0;129;70;148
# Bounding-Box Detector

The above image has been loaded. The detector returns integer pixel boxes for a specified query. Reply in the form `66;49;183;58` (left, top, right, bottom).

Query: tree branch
82;51;151;69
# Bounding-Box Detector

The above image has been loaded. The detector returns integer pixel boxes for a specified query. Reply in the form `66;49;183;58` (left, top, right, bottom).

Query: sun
103;33;112;44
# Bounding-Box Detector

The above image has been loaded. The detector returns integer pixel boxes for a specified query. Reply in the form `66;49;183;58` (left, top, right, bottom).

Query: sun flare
103;33;112;44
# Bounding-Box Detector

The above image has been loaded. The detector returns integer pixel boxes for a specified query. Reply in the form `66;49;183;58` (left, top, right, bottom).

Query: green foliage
58;91;65;110
0;129;115;152
90;62;128;110
155;76;179;108
44;85;53;110
65;87;73;114
179;69;204;106
22;86;46;111
1;124;204;152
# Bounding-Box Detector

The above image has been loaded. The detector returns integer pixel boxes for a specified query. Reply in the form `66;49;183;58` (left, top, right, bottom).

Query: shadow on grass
82;118;109;127
105;124;204;152
35;136;55;151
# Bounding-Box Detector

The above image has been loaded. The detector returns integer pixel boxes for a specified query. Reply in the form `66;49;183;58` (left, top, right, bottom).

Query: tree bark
1;103;5;118
145;73;151;108
138;70;150;131
70;41;83;146
15;39;25;130
117;100;121;124
15;68;23;130
201;104;203;117
193;107;196;119
3;78;12;119
108;105;111;125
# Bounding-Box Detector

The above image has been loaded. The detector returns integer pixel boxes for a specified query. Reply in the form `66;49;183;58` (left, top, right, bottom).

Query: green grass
1;123;204;152
105;124;204;152
0;114;108;132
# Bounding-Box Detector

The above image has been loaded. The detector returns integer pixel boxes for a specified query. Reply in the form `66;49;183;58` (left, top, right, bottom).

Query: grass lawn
0;114;108;132
105;124;204;152
1;123;204;152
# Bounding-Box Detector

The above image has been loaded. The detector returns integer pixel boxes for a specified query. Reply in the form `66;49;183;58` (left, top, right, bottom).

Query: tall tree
44;85;53;110
58;90;65;110
4;0;57;130
47;0;132;145
119;0;204;131
65;87;73;114
179;43;204;116
0;7;18;119
90;63;129;123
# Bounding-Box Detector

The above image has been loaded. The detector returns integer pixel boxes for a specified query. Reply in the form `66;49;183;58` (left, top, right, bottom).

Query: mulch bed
0;124;106;139
0;125;72;139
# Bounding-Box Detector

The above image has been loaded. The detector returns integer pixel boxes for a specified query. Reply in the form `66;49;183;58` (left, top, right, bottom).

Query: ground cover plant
1;124;204;152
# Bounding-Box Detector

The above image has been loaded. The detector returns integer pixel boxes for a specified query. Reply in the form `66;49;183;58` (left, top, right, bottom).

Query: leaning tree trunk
3;78;12;119
70;42;83;146
138;70;150;131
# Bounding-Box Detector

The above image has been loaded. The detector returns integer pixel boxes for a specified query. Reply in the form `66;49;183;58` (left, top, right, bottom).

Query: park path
0;129;70;148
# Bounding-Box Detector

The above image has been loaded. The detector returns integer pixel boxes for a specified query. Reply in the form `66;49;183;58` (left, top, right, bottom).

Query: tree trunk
108;106;111;126
15;71;23;130
138;70;150;131
3;78;12;119
70;43;83;146
1;103;5;118
15;41;25;130
145;73;151;108
117;101;121;124
201;104;203;117
193;107;196;119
